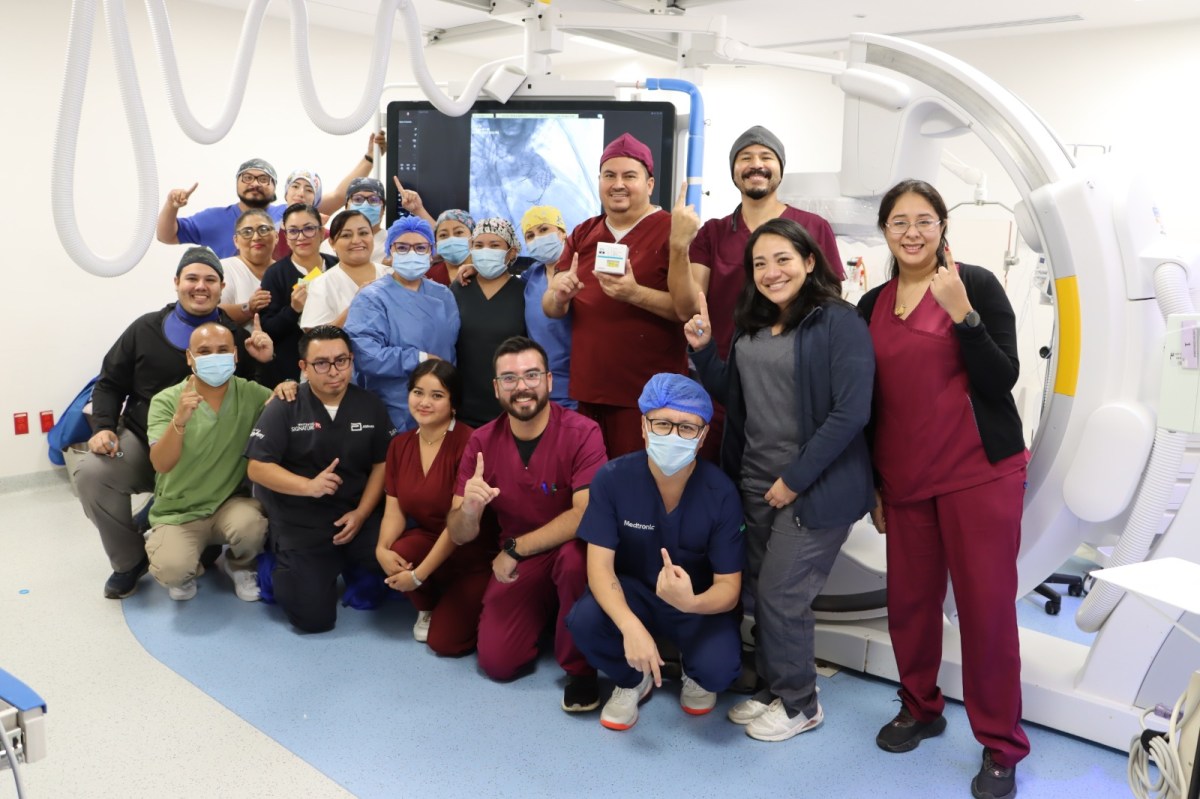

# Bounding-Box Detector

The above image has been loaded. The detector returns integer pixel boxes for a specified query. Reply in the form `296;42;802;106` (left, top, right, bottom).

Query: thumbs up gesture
245;313;275;363
655;548;696;612
462;452;500;518
306;458;343;498
684;290;713;351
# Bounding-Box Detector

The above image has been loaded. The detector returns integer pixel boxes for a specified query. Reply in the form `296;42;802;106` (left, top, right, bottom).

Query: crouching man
567;373;744;730
145;322;273;600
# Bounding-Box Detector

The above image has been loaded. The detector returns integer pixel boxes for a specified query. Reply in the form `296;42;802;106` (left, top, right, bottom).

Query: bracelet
410;570;423;588
171;420;186;435
363;153;374;164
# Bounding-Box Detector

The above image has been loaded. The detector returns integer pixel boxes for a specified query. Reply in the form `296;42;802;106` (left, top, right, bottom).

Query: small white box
594;242;628;275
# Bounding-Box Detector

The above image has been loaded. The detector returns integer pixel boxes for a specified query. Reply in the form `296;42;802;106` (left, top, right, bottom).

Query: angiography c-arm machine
53;0;1200;786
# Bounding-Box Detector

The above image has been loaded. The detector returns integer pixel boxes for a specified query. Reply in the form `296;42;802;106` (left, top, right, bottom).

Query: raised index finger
660;547;673;569
252;313;263;333
567;252;579;275
473;452;485;479
184;182;199;196
674;180;688;209
323;457;340;474
696;290;710;320
392;175;405;193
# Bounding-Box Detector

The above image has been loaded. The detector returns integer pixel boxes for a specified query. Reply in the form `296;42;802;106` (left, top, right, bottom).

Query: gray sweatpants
71;429;155;572
742;491;851;719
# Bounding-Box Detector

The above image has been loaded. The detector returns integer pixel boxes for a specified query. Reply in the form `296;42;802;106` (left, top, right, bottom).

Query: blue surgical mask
472;248;510;279
350;203;381;227
437;236;470;265
392;252;431;281
645;432;700;476
527;233;564;265
192;353;236;387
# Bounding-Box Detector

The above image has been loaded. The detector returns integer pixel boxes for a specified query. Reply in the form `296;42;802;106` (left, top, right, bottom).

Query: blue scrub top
344;276;459;432
521;262;576;409
577;451;745;592
177;202;286;258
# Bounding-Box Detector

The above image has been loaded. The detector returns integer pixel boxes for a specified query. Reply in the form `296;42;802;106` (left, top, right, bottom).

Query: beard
501;389;548;422
239;190;275;209
744;186;771;200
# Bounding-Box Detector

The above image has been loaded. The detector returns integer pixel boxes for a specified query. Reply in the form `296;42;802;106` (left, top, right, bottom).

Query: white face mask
472;248;509;279
645;431;700;476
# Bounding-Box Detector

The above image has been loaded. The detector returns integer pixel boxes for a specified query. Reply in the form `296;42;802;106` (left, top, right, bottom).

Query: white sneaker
220;558;260;602
745;698;824;742
413;610;432;643
727;697;772;725
680;672;717;716
600;672;654;731
168;579;197;601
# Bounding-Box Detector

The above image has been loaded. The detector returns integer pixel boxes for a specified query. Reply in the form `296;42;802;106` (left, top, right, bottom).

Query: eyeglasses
885;218;942;236
307;354;353;374
495;369;545;390
645;417;706;440
284;224;321;240
239;172;274;186
349;194;384;206
391;242;432;255
235;224;276;239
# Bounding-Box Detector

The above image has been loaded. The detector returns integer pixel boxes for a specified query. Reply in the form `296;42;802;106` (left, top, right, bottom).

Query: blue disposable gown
344;276;459;431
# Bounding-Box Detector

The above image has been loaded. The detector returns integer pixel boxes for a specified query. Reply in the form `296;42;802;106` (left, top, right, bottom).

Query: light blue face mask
645;431;700;476
527;233;565;265
392;252;431;281
192;352;236;387
350;202;382;227
472;248;510;279
437;236;470;266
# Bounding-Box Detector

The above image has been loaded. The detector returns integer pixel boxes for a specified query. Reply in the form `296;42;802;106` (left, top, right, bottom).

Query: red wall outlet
40;411;55;433
14;413;29;435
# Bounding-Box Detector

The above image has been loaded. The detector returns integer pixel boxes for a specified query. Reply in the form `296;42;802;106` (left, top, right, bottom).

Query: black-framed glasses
645;417;706;440
885;218;942;236
349;194;384;206
495;369;545;390
306;354;353;374
239;172;274;186
235;224;276;239
391;242;432;255
285;224;321;240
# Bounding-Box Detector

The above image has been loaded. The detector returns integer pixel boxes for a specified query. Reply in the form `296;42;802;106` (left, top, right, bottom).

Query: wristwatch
957;309;981;329
503;537;526;562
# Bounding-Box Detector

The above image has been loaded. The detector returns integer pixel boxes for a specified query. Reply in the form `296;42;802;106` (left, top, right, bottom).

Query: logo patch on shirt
622;520;655;531
350;422;375;432
249;428;265;440
290;421;321;432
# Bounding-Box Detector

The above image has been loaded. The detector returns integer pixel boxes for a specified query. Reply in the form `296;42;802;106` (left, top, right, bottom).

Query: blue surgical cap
637;373;713;423
385;216;435;254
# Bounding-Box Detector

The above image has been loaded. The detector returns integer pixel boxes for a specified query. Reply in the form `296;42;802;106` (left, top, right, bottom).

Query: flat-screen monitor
385;100;676;236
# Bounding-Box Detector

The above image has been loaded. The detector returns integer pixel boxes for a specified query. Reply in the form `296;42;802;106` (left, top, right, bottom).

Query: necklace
894;280;930;316
419;427;448;446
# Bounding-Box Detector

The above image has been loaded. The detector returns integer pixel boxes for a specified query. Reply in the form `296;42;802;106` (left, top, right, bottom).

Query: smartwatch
503;537;526;562
957;309;981;329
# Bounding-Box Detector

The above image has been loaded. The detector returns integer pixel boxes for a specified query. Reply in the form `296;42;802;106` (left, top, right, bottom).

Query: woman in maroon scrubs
376;360;494;655
857;179;1028;799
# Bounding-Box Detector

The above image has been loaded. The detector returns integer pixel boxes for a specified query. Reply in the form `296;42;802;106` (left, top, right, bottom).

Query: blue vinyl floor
121;569;1127;799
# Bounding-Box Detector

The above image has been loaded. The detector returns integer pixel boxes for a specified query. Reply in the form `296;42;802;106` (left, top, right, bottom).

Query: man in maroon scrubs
447;336;608;712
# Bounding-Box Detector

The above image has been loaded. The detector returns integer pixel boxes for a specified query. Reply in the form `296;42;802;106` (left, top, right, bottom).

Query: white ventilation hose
52;0;158;278
55;0;518;276
1076;262;1195;632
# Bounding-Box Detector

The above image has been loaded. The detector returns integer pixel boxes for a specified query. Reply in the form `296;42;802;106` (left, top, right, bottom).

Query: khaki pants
145;497;267;588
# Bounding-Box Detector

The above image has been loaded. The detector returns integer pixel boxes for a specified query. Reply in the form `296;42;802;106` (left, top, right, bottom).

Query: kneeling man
567;373;744;730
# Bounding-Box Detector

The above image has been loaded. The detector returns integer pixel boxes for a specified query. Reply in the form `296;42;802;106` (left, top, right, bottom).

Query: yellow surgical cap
520;206;566;235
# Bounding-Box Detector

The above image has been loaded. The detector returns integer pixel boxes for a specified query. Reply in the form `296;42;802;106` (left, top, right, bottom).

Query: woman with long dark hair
688;217;874;742
859;179;1027;799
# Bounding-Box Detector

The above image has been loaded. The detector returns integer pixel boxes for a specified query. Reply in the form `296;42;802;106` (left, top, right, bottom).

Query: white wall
6;5;1198;478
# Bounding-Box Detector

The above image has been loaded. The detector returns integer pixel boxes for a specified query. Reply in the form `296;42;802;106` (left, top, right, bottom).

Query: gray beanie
729;126;786;177
176;246;224;280
236;158;277;183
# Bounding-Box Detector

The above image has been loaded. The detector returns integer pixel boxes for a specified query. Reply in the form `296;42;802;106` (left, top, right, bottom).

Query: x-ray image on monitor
469;114;602;233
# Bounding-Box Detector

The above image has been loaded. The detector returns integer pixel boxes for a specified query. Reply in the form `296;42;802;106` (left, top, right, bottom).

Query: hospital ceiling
189;0;1200;62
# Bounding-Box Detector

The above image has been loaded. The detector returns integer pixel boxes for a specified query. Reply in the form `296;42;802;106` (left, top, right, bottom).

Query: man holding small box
542;133;687;458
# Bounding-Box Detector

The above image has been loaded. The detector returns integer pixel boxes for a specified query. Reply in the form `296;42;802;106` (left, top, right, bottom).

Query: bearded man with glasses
246;325;395;633
157;158;287;258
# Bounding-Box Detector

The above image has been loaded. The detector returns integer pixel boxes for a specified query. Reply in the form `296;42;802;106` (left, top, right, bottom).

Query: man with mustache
543;133;687;459
447;336;608;713
157;158;286;259
668;126;843;360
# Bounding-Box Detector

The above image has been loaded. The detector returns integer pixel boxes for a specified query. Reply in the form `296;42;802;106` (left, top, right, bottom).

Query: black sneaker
875;706;948;752
103;556;150;599
971;749;1016;799
562;674;601;712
